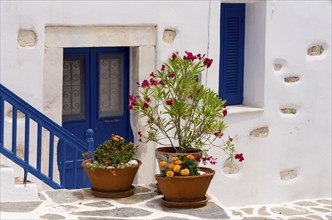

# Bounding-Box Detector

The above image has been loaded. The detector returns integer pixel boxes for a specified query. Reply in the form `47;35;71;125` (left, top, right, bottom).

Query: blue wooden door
59;47;131;188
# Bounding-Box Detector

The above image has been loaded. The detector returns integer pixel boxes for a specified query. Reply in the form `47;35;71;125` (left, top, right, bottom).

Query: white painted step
0;165;40;202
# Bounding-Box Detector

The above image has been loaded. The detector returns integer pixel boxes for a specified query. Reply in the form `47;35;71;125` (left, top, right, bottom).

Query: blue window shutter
219;3;245;105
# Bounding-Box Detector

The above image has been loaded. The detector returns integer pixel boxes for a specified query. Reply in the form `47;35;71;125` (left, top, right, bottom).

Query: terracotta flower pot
82;159;141;198
155;167;215;208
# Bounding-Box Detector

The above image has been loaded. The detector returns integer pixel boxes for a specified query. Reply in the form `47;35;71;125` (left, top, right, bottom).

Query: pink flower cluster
138;131;142;142
128;94;151;110
136;71;165;90
172;51;214;68
196;155;218;165
235;153;244;162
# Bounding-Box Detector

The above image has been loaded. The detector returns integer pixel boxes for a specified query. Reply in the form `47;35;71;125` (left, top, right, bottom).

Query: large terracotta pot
82;159;141;198
155;167;215;208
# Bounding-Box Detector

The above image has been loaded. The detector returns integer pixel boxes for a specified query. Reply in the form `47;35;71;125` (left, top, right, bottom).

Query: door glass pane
99;54;124;117
62;56;86;121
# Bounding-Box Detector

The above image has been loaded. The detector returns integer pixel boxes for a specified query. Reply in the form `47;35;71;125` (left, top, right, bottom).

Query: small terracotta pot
82;159;141;193
155;167;215;203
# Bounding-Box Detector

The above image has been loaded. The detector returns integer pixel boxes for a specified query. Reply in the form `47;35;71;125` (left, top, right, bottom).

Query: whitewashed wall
0;0;331;206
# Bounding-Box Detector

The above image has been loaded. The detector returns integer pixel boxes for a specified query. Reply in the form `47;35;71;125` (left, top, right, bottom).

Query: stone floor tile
324;205;332;210
306;215;325;220
258;206;271;215
146;198;229;219
155;217;190;220
72;207;153;218
48;204;79;212
39;192;47;200
240;207;254;214
288;217;314;220
0;201;42;212
271;206;310;216
83;201;113;207
40;213;66;219
162;201;229;219
294;201;320;206
316;199;332;205
44;189;84;204
231;210;244;217
310;207;331;213
134;185;153;193
242;217;275;220
78;217;126;220
113;192;158;204
326;215;332;220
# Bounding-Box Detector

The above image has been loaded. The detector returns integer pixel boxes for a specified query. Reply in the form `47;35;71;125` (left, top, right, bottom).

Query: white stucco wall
0;0;331;206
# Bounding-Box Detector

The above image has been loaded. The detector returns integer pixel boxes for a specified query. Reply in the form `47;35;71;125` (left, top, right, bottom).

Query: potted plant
156;154;215;207
128;51;244;207
82;134;141;198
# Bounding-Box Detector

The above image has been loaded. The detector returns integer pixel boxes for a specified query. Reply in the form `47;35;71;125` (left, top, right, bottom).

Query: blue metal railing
0;83;94;189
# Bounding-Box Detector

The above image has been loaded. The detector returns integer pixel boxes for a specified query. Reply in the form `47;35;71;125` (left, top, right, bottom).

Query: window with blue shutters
219;3;245;105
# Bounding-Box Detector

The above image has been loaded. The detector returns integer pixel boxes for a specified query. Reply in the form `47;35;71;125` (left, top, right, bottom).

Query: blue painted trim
37;124;42;171
49;132;54;179
86;129;94;153
12;106;17;154
73;147;78;188
23;115;30;183
60;141;67;186
0;95;3;149
219;3;245;105
24;115;30;163
0;83;94;189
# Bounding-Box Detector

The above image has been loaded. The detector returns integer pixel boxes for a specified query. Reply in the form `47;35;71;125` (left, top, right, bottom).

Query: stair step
0;166;40;202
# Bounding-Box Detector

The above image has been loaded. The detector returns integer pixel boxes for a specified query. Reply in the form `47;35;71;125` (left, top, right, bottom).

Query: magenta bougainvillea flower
141;80;150;88
166;99;173;105
235;153;244;162
171;52;178;60
203;57;213;68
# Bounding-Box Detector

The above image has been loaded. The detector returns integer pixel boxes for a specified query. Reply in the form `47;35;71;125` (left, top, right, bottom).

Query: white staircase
0;165;40;202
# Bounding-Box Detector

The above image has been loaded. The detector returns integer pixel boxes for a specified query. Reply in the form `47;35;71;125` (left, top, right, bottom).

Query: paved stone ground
0;184;331;220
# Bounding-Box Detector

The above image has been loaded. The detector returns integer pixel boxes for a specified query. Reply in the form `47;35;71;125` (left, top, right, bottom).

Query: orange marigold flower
186;154;195;161
175;160;182;165
166;170;174;177
180;168;190;176
159;161;167;168
168;163;175;169
171;156;179;161
173;165;181;173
